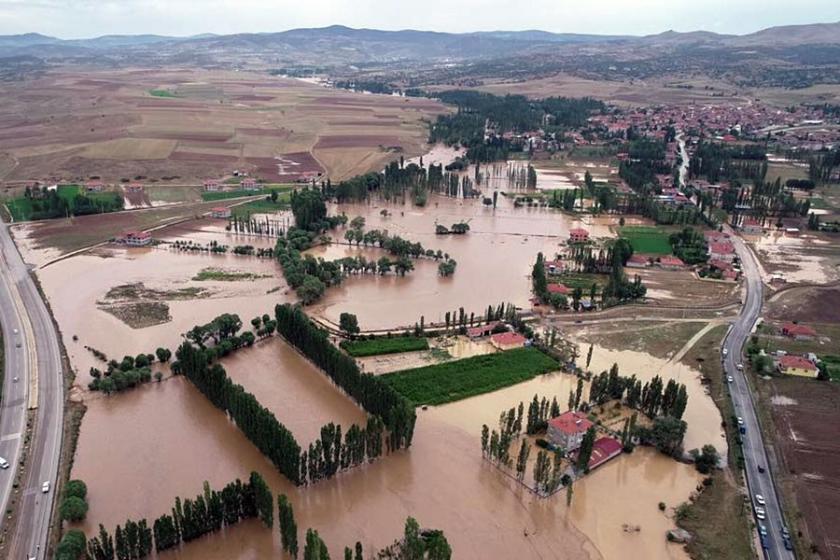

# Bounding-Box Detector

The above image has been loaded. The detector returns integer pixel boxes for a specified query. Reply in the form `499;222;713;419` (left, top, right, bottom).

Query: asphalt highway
0;221;64;560
724;230;795;560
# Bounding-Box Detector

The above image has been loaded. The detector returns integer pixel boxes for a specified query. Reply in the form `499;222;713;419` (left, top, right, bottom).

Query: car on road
758;523;768;537
755;494;766;506
722;348;728;357
783;538;793;551
758;465;765;473
737;416;744;426
736;363;744;371
41;480;50;493
781;526;790;539
760;534;769;550
727;375;734;383
15;341;21;348
0;457;9;469
755;506;766;520
13;328;18;334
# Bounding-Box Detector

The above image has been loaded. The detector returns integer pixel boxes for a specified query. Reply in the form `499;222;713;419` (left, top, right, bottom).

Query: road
677;133;690;188
0;221;64;560
723;230;794;560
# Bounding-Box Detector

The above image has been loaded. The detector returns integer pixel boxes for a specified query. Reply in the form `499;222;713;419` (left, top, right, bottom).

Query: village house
544;260;565;275
126;182;144;193
656;255;685;270
210;207;231;219
781;323;817;340
489;331;527;351
739;217;764;235
467;322;499;339
547;411;593;451
776;355;819;378
120;231;152;247
709;241;736;262
626;254;650;268
568;228;590;244
241;178;259;191
546;283;571;296
583;437;623;471
203;179;221;192
85;180;105;192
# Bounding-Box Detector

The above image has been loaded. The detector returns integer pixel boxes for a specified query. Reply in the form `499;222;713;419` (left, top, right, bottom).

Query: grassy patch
100;302;171;328
201;190;261;202
585;321;707;360
340;336;430;357
619;225;672;255
103;282;207;301
149;89;177;98
192;268;269;282
819;354;840;381
230;196;291;218
383;347;559;405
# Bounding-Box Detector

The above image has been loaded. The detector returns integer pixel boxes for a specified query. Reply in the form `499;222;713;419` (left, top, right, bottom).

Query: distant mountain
0;33;61;48
727;21;840;46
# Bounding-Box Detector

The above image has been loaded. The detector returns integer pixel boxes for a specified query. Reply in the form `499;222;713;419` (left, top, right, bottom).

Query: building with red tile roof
210;207;231;219
586;437;623;470
709;241;736;262
467;322;499;339
120;231;152;246
781;323;817;340
657;255;685;270
547;411;593;451
777;355;818;378
490;332;527;351
568;228;590;243
546;283;571;295
626;254;650;268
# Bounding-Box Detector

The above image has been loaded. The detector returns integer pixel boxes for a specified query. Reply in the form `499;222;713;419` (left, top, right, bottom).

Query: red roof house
586;437;623;470
626;254;650;268
777;355;818;377
568;228;590;243
490;332;527;350
781;323;817;340
547;283;571;295
467;322;499;339
657;255;685;270
547;411;593;451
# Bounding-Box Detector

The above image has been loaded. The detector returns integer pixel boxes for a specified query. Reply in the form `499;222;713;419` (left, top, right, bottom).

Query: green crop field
340;336;430;357
149;89;178;98
619;226;672;255
382;347;559;405
5;184;83;221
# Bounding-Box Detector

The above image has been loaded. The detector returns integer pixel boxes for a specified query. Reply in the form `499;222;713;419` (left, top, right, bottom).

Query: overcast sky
0;0;838;39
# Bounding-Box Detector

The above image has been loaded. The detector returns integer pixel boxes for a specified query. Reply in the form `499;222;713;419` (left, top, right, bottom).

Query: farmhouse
241;178;259;190
467;322;499;339
656;255;685;270
546;283;571;295
547;411;592;451
777;355;818;378
126;182;144;193
568;228;590;244
781;323;817;340
85;180;105;192
544;260;565;274
626;254;650;268
203;179;221;191
120;231;152;247
210;207;231;219
585;437;623;471
709;241;736;262
740;217;764;235
490;331;527;351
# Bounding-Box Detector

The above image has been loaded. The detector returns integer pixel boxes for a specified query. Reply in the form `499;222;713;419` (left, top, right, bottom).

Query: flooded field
356;336;496;375
752;230;840;284
309;194;614;330
220;338;366;442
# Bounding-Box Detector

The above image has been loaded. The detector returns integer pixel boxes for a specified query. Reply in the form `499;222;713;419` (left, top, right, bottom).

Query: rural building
585;437;623;471
126;183;144;193
547;411;593;451
709;241;736;262
211;207;232;219
241;178;259;190
740;217;764;235
568;228;590;244
781;323;817;340
467;322;499;339
626;254;650;268
777;355;818;378
547;283;571;295
203;179;221;191
656;255;685;270
490;331;527;351
544;260;565;274
120;231;152;247
85;180;105;192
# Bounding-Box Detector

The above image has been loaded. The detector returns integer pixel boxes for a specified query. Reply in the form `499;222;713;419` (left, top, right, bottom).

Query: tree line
84;473;271;560
588;363;689;421
275;303;416;451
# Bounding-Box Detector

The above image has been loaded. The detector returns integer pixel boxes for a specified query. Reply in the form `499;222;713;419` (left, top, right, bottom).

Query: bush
56;529;87;560
658;502;666;511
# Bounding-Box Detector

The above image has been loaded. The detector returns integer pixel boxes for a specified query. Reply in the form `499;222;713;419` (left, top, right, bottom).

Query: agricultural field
0;68;446;189
618;225;672;255
340;336;430;357
382;346;559;405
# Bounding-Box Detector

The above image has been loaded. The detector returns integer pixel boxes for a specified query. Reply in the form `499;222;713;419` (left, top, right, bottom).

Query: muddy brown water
309;195;614;331
14;181;712;559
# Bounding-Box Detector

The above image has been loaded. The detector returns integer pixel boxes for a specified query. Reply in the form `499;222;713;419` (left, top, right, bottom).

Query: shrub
59;496;89;522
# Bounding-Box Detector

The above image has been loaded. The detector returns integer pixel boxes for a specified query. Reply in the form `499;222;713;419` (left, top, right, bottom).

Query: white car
727;375;734;383
736;363;744;371
722;348;728;357
0;457;9;469
755;494;766;506
41;481;50;493
755;509;766;521
737;417;745;426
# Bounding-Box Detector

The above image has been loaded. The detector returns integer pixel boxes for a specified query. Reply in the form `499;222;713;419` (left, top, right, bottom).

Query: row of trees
275;304;416;451
588;364;689;421
669;227;709;265
21;185;124;220
88;349;172;393
85;473;270;560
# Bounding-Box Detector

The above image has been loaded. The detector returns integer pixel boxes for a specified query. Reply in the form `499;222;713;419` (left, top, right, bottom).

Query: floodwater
356;336;496;375
752;231;833;284
309;195;614;330
221;338;366;443
583;343;727;456
71;357;700;560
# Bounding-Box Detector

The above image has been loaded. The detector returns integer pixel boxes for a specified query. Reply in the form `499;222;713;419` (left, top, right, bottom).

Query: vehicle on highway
755;494;766;506
722;348;728;357
736;363;744;371
755;506;766;520
15;341;21;348
12;328;18;334
781;526;790;539
760;534;769;550
758;523;768;537
784;538;793;551
727;375;734;383
737;416;744;426
41;481;50;493
0;457;9;469
758;465;765;473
